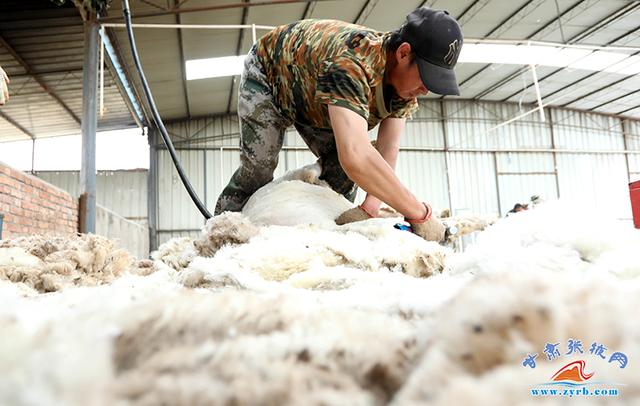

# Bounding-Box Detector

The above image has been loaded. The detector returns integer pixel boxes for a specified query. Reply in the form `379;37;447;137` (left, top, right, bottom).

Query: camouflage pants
214;48;357;215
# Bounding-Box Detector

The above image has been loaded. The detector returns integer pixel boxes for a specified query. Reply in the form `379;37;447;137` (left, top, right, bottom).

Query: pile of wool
0;201;638;405
0;263;469;405
0;234;144;293
1;157;638;406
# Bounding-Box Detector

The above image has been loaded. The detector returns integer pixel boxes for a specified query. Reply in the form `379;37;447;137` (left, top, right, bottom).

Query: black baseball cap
400;7;463;96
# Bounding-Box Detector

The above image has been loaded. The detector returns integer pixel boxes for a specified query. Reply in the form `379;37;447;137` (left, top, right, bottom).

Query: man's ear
395;42;413;64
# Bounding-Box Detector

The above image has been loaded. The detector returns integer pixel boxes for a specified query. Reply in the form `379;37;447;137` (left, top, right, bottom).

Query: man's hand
406;203;446;242
335;205;375;225
0;66;9;105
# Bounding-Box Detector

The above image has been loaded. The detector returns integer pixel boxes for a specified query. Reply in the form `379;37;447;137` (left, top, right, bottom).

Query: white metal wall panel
35;170;147;223
96;171;148;222
625;120;640;181
281;149;318;172
402;101;444;148
495;152;559;215
447;152;499;215
498;175;559;216
626;121;640;150
395;151;449;213
496;152;555;173
166;116;240;148
556;153;632;219
284;128;307;147
155;104;640;243
445;100;551;150
35;171;80;196
551;109;625;151
157;150;206;231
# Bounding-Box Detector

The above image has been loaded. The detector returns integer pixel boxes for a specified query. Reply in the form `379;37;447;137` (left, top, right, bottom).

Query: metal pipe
483;84;585;136
100;0;331;22
148;128;158;252
101;23;275;30
80;21;99;233
529;62;545;122
493;152;502;215
463;37;640;52
548;109;561;199
99;27;105;117
31;139;35;174
439;100;454;215
99;29;145;127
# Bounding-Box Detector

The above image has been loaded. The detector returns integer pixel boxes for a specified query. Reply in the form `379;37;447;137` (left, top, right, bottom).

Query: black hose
122;0;212;219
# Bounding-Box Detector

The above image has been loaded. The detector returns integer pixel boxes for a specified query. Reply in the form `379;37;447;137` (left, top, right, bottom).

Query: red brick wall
0;162;78;239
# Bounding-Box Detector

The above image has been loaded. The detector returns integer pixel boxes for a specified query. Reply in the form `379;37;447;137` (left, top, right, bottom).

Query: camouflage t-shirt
255;19;418;131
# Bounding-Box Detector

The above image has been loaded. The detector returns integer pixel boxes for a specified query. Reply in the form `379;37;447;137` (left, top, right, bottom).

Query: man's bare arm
360;117;404;215
328;105;426;220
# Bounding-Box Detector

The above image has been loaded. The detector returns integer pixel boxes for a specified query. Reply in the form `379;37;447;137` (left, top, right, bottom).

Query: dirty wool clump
151;212;259;273
0;234;136;293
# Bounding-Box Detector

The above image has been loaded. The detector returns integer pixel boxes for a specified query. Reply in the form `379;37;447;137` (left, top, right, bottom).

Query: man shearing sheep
215;7;463;242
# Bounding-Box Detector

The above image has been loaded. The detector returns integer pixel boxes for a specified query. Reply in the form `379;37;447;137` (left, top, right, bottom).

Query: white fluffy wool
1;179;639;405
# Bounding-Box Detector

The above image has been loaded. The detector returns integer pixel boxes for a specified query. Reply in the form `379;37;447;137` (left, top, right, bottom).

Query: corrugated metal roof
0;0;137;142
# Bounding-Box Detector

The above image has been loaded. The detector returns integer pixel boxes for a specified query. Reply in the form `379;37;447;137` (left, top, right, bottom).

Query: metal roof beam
453;0;543;99
450;0;545;93
556;26;640;107
100;0;332;22
0;111;36;140
458;0;590;94
616;97;640;116
9;67;84;78
457;0;492;27
302;0;317;19
354;0;380;26
528;0;597;41
100;28;146;127
174;0;191;119
417;0;438;8
486;0;544;39
527;24;640;104
590;88;640;113
497;1;640;102
139;0;169;11
227;0;249;113
0;33;81;125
